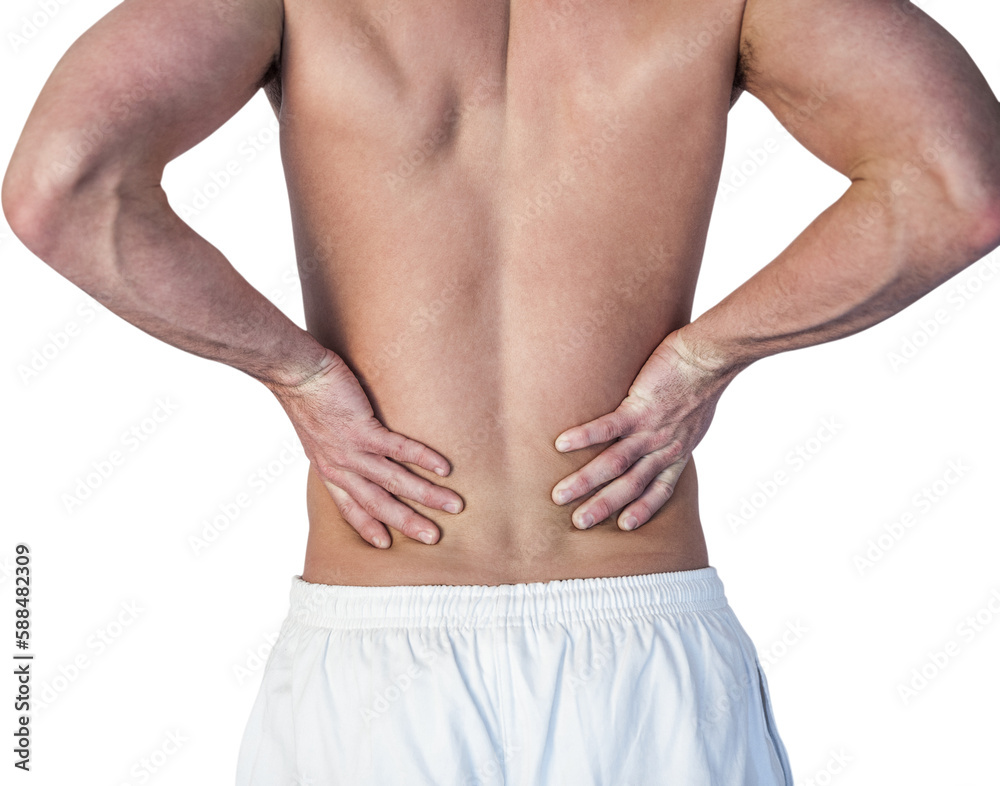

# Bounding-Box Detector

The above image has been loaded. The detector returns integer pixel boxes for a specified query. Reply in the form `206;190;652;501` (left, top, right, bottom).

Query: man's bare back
279;0;746;585
5;0;1000;590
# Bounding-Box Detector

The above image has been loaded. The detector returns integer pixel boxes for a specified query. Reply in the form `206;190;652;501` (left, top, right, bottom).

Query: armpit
730;44;749;108
262;56;282;115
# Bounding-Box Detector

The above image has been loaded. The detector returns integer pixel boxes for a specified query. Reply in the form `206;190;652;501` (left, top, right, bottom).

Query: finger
554;404;639;453
324;481;393;549
617;456;691;531
369;426;452;477
567;448;672;529
552;432;673;506
335;470;442;545
551;438;646;505
355;454;464;513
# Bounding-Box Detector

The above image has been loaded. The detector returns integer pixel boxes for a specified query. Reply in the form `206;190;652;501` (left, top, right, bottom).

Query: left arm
551;0;1000;531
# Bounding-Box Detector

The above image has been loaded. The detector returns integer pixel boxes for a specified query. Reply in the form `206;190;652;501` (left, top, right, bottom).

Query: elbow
1;154;76;263
2;149;128;278
943;156;1000;257
1;162;49;258
963;189;1000;256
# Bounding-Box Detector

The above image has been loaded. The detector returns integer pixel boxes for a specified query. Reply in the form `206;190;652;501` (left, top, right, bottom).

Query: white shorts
236;566;793;785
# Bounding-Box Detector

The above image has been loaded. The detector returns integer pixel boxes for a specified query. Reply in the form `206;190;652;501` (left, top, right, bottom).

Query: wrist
258;336;340;392
670;323;752;383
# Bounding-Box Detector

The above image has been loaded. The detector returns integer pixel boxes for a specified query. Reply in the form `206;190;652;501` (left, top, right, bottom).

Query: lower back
302;453;709;587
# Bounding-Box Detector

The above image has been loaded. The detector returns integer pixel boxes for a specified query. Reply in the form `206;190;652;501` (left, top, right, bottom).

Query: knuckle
315;459;342;481
593;421;615;443
585;499;608;520
558;475;580;497
638;433;665;456
400;515;426;535
334;493;356;516
622;473;647;497
355;423;387;453
406;440;428;461
359;494;389;520
660;440;684;462
619;398;646;425
380;473;404;496
630;501;653;521
406;483;433;507
652;477;676;497
607;452;632;476
420;486;441;507
383;433;407;458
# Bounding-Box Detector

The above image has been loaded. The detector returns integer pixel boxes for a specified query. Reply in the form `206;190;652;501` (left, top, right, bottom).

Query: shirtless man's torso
280;0;741;586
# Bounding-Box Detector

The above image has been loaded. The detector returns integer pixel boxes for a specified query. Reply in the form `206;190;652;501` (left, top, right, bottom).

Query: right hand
267;349;463;548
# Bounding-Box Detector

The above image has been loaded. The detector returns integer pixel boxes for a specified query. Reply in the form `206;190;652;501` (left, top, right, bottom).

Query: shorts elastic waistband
285;567;728;630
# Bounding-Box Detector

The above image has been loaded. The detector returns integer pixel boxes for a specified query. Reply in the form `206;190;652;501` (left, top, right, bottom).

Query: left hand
550;329;738;531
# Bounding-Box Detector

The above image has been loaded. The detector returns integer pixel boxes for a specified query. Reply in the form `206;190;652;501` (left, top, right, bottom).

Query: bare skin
4;0;1000;587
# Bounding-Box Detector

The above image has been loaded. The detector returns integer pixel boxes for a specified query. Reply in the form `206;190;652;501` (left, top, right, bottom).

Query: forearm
10;176;330;389
678;175;1000;375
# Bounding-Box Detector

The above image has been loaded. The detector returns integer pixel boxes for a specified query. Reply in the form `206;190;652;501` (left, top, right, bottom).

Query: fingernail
576;511;594;528
419;531;437;545
555;489;572;504
622;515;638;531
374;535;390;548
555;437;571;452
434;466;448;476
444;501;461;514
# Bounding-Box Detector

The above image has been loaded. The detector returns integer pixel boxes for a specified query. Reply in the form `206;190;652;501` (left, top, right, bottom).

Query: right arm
1;0;460;547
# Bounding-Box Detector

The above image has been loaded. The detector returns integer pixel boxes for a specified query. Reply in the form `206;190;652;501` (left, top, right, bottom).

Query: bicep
13;0;283;192
738;0;1000;197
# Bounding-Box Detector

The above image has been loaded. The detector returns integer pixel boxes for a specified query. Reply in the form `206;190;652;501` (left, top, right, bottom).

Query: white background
2;0;998;784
